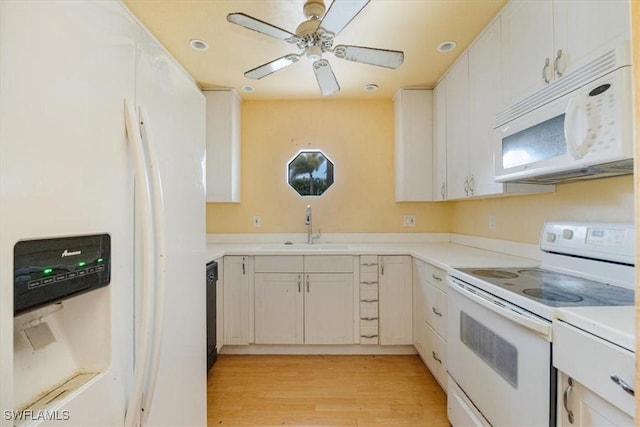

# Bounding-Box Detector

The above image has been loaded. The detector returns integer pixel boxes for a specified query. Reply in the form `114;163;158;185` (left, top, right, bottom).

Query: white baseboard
219;344;418;355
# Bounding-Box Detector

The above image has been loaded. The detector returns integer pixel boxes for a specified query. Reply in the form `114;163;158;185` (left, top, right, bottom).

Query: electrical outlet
489;215;496;230
253;216;261;227
403;215;416;227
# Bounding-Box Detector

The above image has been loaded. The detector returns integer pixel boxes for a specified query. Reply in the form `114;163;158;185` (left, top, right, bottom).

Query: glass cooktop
457;267;634;308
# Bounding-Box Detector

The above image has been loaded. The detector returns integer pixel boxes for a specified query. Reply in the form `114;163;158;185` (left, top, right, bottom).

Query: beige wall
206;100;634;240
450;176;634;243
206;100;451;234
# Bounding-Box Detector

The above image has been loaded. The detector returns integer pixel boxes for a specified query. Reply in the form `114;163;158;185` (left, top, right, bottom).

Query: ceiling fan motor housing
303;0;325;19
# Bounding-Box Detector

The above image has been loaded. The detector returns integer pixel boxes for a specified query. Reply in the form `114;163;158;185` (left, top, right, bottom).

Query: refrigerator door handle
138;106;167;425
123;100;156;427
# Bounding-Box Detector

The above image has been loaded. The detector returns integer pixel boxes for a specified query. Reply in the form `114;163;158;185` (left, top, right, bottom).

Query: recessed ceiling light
363;84;378;92
241;85;255;93
189;39;209;51
437;41;457;53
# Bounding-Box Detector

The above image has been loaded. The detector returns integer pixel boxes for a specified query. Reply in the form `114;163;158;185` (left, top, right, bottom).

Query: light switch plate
403;215;416;227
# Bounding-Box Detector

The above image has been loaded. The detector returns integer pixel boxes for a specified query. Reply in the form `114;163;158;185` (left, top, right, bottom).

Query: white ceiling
123;0;508;100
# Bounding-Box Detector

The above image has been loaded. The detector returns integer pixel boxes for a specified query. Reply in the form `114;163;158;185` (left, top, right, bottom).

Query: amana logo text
61;249;82;257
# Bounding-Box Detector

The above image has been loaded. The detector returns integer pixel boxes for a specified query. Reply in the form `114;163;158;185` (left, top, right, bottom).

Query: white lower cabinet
223;256;250;345
379;256;413;345
554;320;635;426
253;256;354;345
413;258;447;391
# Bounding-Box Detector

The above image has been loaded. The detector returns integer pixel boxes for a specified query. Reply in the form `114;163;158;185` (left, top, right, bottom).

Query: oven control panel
540;222;634;265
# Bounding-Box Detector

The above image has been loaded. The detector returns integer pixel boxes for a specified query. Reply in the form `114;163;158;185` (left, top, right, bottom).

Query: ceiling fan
227;0;404;96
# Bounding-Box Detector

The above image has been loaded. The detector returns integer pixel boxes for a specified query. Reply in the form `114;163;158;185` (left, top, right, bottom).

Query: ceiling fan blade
227;12;297;43
333;45;404;69
245;54;301;79
313;59;340;96
319;0;370;38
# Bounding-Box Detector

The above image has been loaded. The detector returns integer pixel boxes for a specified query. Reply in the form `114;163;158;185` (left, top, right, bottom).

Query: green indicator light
43;268;53;274
78;261;86;267
97;258;104;263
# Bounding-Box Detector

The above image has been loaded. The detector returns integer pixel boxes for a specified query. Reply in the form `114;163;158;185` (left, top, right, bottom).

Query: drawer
360;255;378;266
254;255;303;273
424;263;447;291
360;271;378;283
360;301;379;319
359;282;378;293
422;322;447;391
360;335;379;345
553;320;635;417
360;318;378;331
424;281;447;337
360;287;378;302
304;255;353;273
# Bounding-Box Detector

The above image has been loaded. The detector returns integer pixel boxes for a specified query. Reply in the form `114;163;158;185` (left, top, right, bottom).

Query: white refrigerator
0;1;206;426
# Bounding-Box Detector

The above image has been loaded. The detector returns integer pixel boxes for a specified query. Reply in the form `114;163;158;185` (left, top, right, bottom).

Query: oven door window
461;311;518;388
502;114;567;169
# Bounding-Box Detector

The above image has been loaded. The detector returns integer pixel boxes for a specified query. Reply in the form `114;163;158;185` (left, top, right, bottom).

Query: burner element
523;288;584;303
471;269;519;279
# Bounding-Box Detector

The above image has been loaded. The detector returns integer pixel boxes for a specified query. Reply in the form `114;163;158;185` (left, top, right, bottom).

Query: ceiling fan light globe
306;45;323;61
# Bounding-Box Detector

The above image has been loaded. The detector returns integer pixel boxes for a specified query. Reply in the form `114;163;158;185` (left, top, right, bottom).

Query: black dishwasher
206;261;218;372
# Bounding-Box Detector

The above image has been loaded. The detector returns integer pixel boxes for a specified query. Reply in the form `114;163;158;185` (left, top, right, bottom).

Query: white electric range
446;221;635;427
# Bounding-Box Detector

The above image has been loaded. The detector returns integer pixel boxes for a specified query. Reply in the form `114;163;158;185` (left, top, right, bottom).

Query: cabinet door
553;0;630;78
223;256;250;345
394;89;434;201
445;54;470;200
205;90;241;202
304;273;354;344
379;256;413;345
557;372;634;427
468;17;503;197
254;273;303;344
501;0;553;106
432;80;447;200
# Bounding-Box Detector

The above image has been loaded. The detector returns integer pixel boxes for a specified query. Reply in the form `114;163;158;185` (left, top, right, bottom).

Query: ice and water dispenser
12;234;113;419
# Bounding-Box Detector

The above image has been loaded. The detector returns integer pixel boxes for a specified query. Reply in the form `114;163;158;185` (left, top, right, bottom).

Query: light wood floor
207;354;449;426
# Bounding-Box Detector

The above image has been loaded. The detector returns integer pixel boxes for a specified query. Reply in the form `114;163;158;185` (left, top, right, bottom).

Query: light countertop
206;241;540;271
554;306;635;352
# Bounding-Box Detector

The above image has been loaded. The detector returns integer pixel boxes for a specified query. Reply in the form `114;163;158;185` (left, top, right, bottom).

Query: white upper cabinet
501;0;631;108
469;17;503;197
394;89;434;201
445;54;470;200
501;0;554;107
432;80;447;201
205;89;241;202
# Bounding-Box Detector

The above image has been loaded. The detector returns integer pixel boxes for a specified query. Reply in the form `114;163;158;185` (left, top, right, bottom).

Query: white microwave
494;66;634;184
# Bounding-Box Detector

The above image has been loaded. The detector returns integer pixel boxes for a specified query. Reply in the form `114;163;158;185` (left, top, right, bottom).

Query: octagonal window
287;150;334;196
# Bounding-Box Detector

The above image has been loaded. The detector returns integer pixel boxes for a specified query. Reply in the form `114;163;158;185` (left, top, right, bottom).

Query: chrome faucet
305;205;321;244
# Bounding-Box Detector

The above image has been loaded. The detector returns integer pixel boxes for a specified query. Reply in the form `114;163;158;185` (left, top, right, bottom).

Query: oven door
447;276;554;427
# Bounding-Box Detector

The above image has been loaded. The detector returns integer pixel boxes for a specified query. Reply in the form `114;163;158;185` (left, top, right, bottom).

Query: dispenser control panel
14;234;111;315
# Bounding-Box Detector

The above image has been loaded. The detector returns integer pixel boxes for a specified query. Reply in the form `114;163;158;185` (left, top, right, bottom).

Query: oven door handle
449;278;552;341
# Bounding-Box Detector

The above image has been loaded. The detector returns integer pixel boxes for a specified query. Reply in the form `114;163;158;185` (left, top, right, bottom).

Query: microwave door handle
448;279;552;340
564;94;595;160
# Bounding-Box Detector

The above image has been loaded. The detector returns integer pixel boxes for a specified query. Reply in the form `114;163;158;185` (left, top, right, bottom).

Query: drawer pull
431;307;443;317
361;281;378;285
610;375;635;396
361;299;378;303
431;351;442;365
431;273;443;282
361;334;378;339
563;377;574;424
360;317;378;321
361;263;377;266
